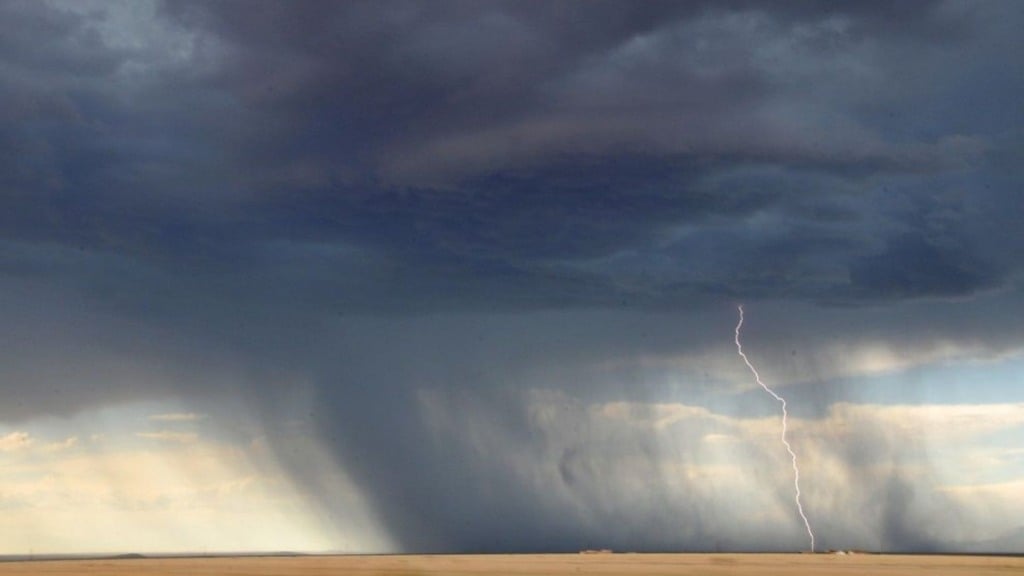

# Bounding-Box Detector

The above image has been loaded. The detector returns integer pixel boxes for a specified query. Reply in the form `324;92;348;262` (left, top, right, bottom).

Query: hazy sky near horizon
1;0;1023;554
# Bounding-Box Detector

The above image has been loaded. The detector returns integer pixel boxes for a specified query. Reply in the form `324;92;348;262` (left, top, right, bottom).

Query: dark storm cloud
850;232;1001;299
158;0;988;187
1;0;1023;554
2;0;1018;309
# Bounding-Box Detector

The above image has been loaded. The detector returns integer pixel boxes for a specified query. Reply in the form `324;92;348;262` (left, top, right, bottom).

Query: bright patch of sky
0;401;392;555
835;352;1024;406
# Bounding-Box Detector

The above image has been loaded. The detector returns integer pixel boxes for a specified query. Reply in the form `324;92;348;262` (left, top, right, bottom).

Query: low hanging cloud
414;389;1024;552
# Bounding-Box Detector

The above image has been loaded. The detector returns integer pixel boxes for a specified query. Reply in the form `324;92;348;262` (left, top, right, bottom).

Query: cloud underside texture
1;0;1023;552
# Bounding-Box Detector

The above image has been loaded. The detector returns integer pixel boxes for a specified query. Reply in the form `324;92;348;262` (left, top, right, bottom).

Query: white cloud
136;430;199;444
148;412;206;422
0;415;393;554
941;478;1024;499
0;431;32;452
41;436;78;453
591;401;723;430
825;402;1024;441
808;340;1024;384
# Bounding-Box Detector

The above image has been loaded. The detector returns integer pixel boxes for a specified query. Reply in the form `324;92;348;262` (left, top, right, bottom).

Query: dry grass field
0;553;1022;576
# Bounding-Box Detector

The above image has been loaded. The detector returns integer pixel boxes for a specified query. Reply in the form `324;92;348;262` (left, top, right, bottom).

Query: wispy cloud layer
149;412;206;422
136;430;199;444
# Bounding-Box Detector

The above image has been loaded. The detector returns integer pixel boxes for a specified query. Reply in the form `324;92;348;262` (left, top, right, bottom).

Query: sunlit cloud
136;430;200;444
148;412;206;422
0;403;394;555
0;431;32;452
421;388;1024;551
40;436;78;453
825;402;1024;441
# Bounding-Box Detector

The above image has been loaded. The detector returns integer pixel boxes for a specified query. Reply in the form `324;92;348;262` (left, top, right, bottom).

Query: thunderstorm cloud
1;0;1022;554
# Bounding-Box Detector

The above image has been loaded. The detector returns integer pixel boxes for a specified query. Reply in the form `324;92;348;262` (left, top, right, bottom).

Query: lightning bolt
734;305;815;553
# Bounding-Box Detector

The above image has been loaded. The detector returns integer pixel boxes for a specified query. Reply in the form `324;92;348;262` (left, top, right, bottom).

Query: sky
1;0;1023;555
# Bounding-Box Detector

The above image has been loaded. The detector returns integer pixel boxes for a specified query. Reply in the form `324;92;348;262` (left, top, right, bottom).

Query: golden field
0;553;1022;576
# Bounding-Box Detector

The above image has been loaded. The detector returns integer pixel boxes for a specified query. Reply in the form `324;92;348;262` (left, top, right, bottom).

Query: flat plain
0;553;1022;575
